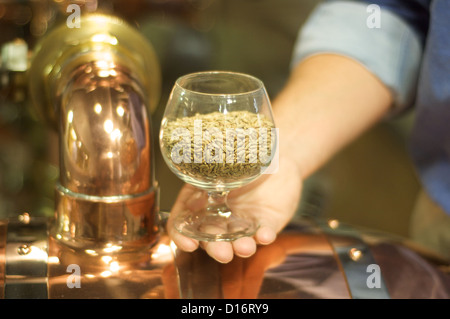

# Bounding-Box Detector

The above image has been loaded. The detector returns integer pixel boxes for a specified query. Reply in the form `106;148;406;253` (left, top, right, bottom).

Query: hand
166;155;303;263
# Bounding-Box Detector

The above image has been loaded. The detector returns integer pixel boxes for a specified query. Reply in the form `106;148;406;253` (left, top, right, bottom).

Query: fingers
171;232;276;263
200;237;257;263
198;228;274;263
169;217;277;263
254;225;277;245
232;237;257;258
169;226;199;252
166;210;199;253
202;241;234;264
166;185;200;252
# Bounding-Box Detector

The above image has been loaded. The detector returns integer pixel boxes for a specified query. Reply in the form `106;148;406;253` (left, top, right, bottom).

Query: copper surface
0;221;6;299
47;219;352;299
1;216;450;299
44;218;450;299
27;14;162;252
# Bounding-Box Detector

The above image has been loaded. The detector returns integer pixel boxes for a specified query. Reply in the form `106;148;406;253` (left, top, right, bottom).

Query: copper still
1;211;450;299
0;2;449;300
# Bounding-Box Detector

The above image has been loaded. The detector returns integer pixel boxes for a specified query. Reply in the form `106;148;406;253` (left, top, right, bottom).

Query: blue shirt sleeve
291;0;425;113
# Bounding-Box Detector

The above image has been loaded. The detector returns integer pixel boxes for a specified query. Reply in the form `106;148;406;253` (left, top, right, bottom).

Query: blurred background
0;0;420;239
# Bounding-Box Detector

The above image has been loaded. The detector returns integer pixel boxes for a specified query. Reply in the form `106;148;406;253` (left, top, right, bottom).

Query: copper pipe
28;14;161;254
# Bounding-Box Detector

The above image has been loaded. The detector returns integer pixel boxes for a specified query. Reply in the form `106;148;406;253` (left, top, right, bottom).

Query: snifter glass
159;71;277;242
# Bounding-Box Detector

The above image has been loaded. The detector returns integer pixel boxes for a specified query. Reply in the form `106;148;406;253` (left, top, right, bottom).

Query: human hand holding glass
159;71;277;243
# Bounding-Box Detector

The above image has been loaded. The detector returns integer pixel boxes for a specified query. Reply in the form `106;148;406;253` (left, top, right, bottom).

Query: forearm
273;53;392;179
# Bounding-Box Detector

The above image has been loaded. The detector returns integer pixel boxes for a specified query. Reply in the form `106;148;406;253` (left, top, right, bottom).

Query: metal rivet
349;248;363;261
18;212;31;224
328;219;339;229
17;244;32;255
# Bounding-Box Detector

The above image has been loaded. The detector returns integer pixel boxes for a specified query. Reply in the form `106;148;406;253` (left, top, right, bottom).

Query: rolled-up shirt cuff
291;0;423;113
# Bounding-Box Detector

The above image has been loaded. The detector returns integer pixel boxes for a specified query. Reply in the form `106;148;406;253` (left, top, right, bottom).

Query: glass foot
173;210;259;242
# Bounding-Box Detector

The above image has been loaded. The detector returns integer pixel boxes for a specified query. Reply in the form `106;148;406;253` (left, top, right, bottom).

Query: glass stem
206;191;231;216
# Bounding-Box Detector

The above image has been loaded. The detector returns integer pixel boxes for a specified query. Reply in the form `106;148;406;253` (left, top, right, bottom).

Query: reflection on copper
151;243;173;263
47;234;173;299
16;244;31;256
18;213;31;225
91;33;118;45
